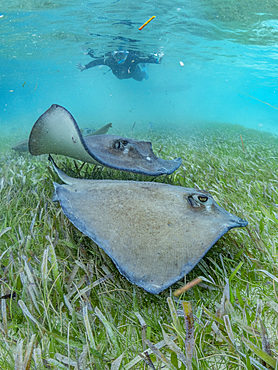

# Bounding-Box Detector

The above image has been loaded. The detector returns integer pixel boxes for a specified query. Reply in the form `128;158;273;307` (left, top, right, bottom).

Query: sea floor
0;123;277;369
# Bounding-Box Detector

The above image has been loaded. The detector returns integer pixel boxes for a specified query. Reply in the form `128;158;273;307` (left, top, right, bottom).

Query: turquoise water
1;0;278;141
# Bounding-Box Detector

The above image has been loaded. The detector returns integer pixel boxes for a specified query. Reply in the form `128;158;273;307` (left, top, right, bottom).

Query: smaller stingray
29;104;181;176
12;139;30;153
50;157;248;294
12;123;112;153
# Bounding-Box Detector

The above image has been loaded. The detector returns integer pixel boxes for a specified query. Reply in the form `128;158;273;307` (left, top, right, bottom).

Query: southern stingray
29;104;181;176
50;156;248;294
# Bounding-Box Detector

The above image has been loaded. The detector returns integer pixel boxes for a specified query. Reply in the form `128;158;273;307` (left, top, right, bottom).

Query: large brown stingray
29;104;181;176
50;156;248;294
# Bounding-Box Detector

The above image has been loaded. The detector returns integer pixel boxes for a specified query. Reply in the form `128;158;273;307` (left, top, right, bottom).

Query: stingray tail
48;155;78;186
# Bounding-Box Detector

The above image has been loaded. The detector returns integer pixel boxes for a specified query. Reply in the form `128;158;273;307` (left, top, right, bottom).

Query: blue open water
1;0;278;141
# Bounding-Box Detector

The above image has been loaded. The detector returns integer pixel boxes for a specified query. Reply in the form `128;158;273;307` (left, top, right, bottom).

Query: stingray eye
187;194;209;208
113;139;129;150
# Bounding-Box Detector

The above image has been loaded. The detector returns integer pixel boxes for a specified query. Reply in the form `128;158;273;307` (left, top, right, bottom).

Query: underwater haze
1;0;278;142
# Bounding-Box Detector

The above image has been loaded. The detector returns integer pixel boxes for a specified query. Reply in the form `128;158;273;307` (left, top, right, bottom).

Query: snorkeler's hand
151;51;164;64
156;51;164;63
77;63;86;72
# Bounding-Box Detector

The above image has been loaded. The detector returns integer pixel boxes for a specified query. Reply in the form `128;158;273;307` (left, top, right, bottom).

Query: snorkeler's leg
132;65;146;81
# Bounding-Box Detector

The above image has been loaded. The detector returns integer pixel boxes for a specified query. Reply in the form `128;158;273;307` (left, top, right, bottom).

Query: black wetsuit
83;50;160;81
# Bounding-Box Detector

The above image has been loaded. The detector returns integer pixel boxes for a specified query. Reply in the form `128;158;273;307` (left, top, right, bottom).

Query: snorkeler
77;49;164;81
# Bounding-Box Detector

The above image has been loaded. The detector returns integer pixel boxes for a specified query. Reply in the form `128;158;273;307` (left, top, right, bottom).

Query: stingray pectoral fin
84;135;182;176
154;157;182;175
28;104;99;164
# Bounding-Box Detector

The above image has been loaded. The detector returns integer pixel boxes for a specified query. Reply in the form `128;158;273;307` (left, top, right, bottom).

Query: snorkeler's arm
77;58;105;71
